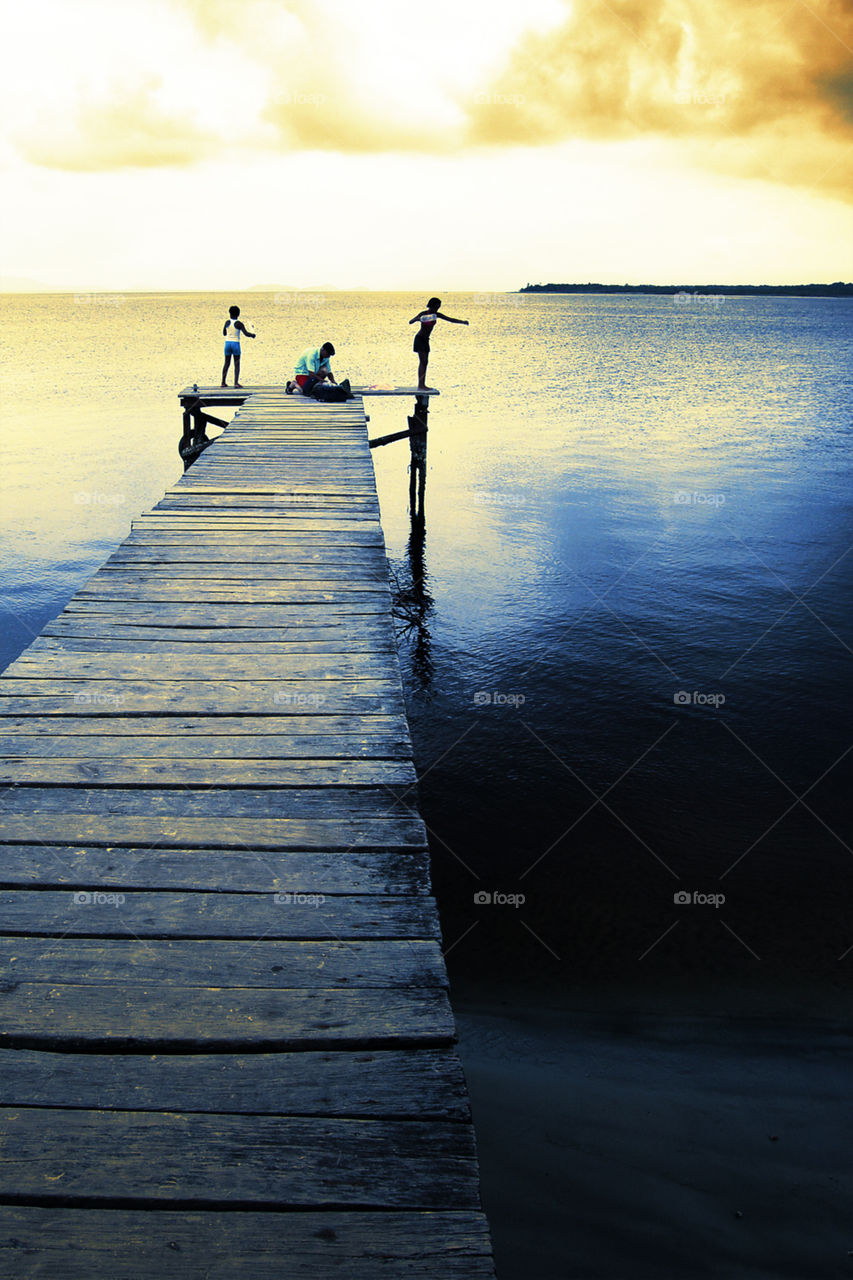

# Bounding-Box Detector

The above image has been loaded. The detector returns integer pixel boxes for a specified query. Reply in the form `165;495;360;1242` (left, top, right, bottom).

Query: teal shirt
295;346;331;377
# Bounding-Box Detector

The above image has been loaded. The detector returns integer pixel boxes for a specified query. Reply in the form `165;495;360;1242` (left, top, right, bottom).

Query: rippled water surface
1;292;851;987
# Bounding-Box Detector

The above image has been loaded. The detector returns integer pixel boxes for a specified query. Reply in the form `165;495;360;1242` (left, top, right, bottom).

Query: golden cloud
14;80;218;172
8;0;852;201
465;0;853;197
260;87;453;154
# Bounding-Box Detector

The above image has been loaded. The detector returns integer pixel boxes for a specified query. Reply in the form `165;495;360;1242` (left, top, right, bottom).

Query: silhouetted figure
409;297;468;390
221;305;255;388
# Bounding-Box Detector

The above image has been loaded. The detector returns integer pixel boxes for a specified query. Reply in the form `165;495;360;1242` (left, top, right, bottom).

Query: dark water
1;291;851;993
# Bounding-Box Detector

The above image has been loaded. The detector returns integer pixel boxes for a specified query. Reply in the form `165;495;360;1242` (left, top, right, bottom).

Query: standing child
409;297;468;391
221;305;256;388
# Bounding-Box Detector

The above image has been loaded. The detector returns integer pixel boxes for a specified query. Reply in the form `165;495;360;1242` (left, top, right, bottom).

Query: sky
1;0;851;290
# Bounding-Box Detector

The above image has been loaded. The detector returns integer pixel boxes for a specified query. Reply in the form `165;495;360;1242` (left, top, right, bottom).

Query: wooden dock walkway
0;389;496;1277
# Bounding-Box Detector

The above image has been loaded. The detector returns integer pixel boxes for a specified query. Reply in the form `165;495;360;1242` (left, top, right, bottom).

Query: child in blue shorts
221;305;256;388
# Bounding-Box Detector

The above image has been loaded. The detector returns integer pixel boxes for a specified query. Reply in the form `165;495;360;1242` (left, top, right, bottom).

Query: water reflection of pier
392;516;435;693
368;392;435;690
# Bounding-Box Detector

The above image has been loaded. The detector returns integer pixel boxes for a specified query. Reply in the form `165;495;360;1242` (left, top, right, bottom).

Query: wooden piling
408;394;430;522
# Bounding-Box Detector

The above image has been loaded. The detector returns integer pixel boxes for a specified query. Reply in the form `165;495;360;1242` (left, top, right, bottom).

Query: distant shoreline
2;283;851;298
520;282;853;296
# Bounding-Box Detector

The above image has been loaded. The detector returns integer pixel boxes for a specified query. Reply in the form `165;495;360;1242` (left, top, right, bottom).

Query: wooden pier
0;388;495;1277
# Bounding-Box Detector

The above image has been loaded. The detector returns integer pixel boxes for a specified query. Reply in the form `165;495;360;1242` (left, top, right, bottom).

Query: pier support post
408;394;429;522
179;394;212;471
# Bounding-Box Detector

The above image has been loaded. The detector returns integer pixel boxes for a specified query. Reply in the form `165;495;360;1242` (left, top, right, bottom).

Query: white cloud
3;0;570;165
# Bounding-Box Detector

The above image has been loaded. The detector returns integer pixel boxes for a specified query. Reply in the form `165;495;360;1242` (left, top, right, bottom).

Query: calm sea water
1;292;851;991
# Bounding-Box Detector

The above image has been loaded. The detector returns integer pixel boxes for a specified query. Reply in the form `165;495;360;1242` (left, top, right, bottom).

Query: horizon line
2;281;851;295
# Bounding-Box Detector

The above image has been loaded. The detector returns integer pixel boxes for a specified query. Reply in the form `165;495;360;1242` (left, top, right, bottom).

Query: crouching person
287;343;351;399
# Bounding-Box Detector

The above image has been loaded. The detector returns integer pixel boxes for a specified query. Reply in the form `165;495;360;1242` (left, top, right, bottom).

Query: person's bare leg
417;352;428;390
234;353;242;388
221;354;230;387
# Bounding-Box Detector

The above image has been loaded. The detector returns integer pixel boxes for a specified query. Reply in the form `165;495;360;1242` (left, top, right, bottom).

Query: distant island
520;282;853;297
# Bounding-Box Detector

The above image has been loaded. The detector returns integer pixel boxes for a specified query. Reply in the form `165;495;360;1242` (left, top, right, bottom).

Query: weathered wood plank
99;563;389;580
0;758;417;788
0;814;427;849
161;500;376;509
0;985;454;1050
43;618;394;632
181;468;375;477
185;457;374;464
35;619;395;635
131;518;383;531
91;570;388;587
0;889;438;940
0;847;429;893
5;653;399;680
154;508;379;518
179;383;438;397
156;468;374;476
72;586;391;603
165;495;377;502
0;1208;494;1280
0;713;410;737
0;1046;469;1117
179;460;376;468
29;636;401;655
179;466;375;472
0;785;411;816
0;936;443;988
155;495;382;507
0;1109;479;1208
72;583;391;600
0;732;411;758
58;604;393;623
104;548;388;564
0;682;405;715
121;531;387;545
